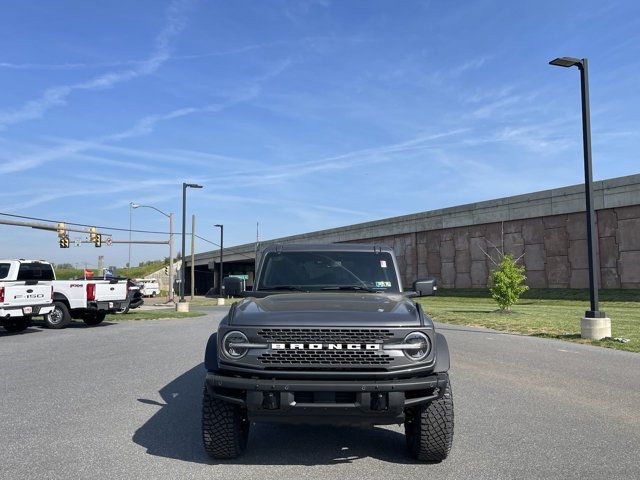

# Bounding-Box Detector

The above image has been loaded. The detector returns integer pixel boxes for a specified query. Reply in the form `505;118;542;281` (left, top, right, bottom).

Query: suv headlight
402;331;431;361
222;331;249;359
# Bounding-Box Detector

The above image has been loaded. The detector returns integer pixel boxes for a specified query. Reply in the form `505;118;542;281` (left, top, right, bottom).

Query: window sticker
380;260;387;268
375;281;392;288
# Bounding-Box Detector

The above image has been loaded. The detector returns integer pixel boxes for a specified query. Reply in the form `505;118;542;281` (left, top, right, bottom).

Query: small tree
489;255;529;311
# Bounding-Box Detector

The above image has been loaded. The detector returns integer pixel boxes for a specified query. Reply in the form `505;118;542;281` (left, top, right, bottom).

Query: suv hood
230;292;421;327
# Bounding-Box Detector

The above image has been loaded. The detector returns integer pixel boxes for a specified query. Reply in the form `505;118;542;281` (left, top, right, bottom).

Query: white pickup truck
32;262;130;329
1;260;55;333
4;260;129;329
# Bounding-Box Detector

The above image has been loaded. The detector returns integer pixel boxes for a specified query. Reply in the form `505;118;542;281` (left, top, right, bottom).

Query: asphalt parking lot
2;309;639;480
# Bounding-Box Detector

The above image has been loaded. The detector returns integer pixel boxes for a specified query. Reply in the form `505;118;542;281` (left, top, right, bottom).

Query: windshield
258;251;400;292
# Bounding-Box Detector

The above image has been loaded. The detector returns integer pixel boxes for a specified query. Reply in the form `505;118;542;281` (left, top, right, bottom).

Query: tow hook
262;392;280;410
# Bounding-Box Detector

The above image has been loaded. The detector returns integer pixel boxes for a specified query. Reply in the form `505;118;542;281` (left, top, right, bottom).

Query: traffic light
164;266;169;275
59;235;70;248
56;222;66;238
95;234;102;248
89;227;97;243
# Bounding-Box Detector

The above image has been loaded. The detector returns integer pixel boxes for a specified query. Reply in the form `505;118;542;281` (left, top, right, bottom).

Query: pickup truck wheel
202;385;249;459
44;302;72;329
405;381;454;462
2;317;30;333
83;311;107;326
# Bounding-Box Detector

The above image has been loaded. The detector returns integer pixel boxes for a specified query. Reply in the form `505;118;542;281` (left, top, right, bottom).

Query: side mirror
413;278;437;297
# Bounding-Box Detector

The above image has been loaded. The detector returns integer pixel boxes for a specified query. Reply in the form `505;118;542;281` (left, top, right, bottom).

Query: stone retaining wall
347;205;640;289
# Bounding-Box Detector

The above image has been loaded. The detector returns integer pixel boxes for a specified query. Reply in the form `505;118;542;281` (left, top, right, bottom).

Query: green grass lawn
415;289;640;353
104;310;205;321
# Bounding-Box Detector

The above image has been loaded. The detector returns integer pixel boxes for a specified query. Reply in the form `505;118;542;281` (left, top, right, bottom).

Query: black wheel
44;302;72;329
115;304;130;314
2;317;30;333
202;384;249;459
83;311;107;326
405;378;454;462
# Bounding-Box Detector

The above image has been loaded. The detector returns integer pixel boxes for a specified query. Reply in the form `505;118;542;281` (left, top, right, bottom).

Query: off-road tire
83;311;107;326
405;380;454;462
44;302;72;329
202;384;249;459
2;317;30;333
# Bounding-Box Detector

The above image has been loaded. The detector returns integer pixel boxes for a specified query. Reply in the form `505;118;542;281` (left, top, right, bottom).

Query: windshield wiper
321;285;378;292
264;285;308;292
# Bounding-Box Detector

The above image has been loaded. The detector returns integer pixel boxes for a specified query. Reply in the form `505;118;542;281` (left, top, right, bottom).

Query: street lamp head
185;183;203;189
549;57;583;68
214;224;223;228
131;203;140;209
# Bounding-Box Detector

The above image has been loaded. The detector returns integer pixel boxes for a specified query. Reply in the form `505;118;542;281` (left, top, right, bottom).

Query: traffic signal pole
0;218;111;238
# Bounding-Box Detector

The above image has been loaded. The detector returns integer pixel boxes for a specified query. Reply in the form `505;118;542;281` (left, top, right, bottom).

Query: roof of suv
260;243;395;254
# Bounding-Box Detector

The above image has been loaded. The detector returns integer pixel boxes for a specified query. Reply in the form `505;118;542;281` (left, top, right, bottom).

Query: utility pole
215;224;224;296
191;214;196;300
128;202;134;270
168;213;174;302
181;184;186;302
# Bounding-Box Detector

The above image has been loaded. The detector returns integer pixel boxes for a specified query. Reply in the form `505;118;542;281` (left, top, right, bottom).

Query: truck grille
258;350;393;367
256;328;394;344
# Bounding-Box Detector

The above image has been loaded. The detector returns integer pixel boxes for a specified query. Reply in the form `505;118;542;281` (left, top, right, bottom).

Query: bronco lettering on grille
270;343;380;350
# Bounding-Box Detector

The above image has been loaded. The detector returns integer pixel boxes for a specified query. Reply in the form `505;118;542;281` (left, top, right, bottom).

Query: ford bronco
202;244;453;462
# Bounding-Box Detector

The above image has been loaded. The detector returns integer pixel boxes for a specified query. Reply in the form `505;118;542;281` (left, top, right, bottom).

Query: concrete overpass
184;173;640;295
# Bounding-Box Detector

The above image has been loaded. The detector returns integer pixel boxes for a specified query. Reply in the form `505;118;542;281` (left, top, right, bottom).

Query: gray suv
202;243;453;462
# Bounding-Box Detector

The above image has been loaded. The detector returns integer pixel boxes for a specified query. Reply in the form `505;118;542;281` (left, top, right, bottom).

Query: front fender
433;333;451;373
204;332;219;372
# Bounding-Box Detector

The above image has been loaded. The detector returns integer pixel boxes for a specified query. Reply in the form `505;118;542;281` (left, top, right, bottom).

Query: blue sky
0;0;639;267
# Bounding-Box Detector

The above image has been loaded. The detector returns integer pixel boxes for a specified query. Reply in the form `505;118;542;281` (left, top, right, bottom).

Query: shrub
489;255;529;311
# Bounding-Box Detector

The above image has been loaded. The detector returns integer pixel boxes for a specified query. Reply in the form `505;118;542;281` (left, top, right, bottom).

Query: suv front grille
258;349;393;367
256;328;394;344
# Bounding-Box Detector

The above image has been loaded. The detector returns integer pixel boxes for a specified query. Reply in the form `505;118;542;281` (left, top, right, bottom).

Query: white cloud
0;0;197;130
0;57;291;176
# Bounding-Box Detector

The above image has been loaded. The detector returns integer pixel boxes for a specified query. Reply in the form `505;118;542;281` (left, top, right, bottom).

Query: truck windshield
258;251;400;292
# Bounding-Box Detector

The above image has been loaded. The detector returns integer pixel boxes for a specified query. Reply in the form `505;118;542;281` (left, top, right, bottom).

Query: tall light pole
128;202;134;271
180;182;203;302
131;203;175;302
549;56;610;340
215;224;224;296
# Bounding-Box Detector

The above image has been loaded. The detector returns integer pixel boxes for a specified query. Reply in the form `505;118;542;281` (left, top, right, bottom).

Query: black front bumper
206;371;448;425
